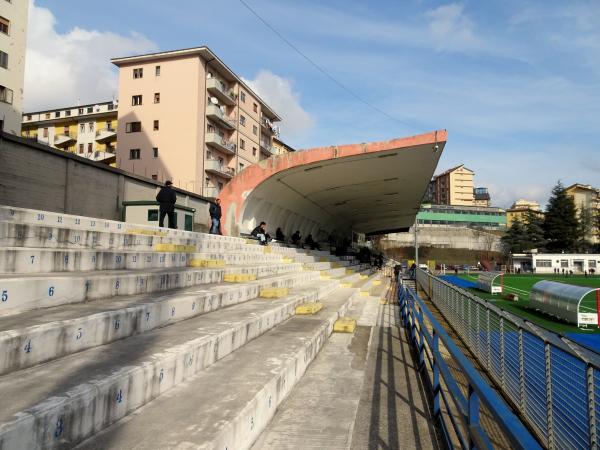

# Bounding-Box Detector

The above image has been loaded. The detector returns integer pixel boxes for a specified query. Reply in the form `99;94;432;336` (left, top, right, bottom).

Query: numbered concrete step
0;263;308;317
75;287;358;450
0;272;331;375
189;252;284;266
0;282;346;450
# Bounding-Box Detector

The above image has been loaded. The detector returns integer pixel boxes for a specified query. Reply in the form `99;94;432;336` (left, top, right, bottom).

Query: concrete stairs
0;206;383;450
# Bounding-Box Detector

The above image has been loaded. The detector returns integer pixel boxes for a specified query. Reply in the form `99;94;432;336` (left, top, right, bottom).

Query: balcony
95;127;117;143
54;134;76;148
205;159;235;179
206;78;237;106
206;104;236;130
260;114;277;135
206;132;237;155
260;141;275;156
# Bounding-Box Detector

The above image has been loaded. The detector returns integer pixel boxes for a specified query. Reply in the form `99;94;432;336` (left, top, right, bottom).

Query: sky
25;0;600;208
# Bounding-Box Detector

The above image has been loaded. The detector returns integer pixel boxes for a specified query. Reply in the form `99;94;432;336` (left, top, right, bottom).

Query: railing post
500;317;506;390
418;307;425;370
587;365;597;450
468;384;481;449
545;343;554;449
432;330;441;418
486;309;491;371
519;329;526;415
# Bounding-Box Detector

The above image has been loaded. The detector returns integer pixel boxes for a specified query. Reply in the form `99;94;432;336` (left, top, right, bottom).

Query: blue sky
27;0;600;207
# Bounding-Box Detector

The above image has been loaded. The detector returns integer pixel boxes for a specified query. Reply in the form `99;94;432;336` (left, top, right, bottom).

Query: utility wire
237;0;413;128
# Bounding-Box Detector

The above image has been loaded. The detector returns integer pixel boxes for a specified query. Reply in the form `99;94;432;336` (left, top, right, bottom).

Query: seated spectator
304;233;320;250
291;230;302;247
251;221;271;245
275;227;285;242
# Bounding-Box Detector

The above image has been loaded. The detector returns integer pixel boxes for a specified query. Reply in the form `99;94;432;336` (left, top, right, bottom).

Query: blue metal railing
398;284;542;449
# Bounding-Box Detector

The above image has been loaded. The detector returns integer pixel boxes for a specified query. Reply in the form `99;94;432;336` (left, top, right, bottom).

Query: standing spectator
156;180;177;229
209;198;222;235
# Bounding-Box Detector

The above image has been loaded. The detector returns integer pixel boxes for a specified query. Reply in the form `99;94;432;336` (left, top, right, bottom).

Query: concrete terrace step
0;262;307;317
75;287;358;450
0;272;329;375
0;281;348;450
190;252;284;265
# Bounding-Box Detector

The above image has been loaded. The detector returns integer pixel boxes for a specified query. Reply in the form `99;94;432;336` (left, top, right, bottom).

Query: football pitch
457;273;600;335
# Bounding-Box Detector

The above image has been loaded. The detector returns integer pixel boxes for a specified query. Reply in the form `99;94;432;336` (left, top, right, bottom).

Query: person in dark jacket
291;230;302;247
275;227;285;242
209;198;222;235
251;221;270;245
156;180;177;229
304;233;320;250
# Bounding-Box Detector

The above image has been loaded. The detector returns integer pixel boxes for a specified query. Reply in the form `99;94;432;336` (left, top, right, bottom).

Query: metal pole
414;220;419;266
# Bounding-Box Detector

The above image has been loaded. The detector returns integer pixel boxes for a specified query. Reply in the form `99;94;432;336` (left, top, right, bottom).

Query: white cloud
24;0;157;111
242;70;314;140
425;3;482;51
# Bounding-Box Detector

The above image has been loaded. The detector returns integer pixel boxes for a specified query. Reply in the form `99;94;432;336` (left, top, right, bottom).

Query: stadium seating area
0;205;389;449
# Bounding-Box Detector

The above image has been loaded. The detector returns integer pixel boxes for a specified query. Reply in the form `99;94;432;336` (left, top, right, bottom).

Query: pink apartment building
111;47;281;197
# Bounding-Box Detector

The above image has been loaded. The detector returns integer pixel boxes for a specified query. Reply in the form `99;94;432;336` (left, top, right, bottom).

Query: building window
87;107;93;113
80;123;85;132
79;144;84;154
0;85;12;104
78;108;84;115
560;260;568;268
132;95;142;106
106;120;112;130
239;115;246;126
253;103;257;113
126;121;141;133
151;175;158;180
153;120;159;131
87;143;92;152
65;110;71;117
153;147;158;158
107;103;114;111
129;148;141;160
55;111;60;118
45;113;50;119
252;125;257;135
42;127;48;138
206;150;212;159
63;126;69;134
154;92;160;103
0;16;9;35
88;122;94;132
240;91;246;102
218;182;224;190
133;68;143;79
252;147;257;157
240;138;245;150
536;260;552;268
0;50;8;69
239;162;244;171
155;65;161;76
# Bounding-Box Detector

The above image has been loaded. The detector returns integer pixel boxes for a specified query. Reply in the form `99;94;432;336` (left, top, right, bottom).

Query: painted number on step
74;235;81;243
159;369;164;382
9;209;14;216
146;312;150;322
114;319;120;330
37;213;44;221
75;218;80;225
48;286;55;296
171;306;176;317
76;328;82;340
115;255;122;263
30;255;35;264
24;340;32;353
132;256;137;263
115;389;123;403
57;216;62;223
90;220;95;227
64;255;69;264
1;290;7;302
192;301;196;311
54;417;64;438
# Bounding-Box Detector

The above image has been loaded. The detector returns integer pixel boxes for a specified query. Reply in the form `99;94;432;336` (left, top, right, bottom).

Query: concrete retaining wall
0;133;211;231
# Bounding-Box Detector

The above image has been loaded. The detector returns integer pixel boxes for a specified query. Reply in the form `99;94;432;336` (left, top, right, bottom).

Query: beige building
506;199;543;227
21;101;118;163
430;165;475;206
272;137;295;155
111;47;281;197
565;183;600;243
0;0;28;134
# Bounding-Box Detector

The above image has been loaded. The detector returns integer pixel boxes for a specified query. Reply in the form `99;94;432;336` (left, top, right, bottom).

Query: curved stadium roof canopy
219;130;447;238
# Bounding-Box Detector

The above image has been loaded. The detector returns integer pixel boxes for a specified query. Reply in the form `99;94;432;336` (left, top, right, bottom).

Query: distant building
21;101;118;164
0;0;29;134
272;137;295;155
506;199;544;227
511;252;600;274
473;187;490;207
111;46;281;197
564;183;599;244
416;204;506;230
430;164;475;206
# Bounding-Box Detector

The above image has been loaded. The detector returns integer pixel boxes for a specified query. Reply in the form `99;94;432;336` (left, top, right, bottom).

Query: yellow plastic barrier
154;244;196;252
223;273;257;282
259;287;289;298
188;259;226;268
333;317;356;333
295;302;323;315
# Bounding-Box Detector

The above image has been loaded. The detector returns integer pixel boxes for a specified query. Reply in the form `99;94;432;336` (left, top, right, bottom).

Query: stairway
0;205;389;450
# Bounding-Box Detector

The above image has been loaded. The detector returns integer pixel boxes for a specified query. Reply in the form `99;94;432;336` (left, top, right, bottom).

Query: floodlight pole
414;220;419;266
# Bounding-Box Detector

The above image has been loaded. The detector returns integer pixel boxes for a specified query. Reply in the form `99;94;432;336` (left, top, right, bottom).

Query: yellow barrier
282;257;294;263
188;259;226;268
154;244;196;252
259;287;289;298
295;302;323;315
359;275;368;280
320;274;331;280
333;317;356;333
360;291;370;297
372;280;382;286
223;273;257;282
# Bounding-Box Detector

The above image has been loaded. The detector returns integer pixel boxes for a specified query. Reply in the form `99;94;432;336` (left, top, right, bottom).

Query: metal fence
416;269;600;450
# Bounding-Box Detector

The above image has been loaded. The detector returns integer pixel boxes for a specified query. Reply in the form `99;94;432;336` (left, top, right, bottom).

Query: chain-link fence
416;269;600;449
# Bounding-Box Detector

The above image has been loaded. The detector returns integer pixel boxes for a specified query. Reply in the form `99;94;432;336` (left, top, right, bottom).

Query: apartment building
506;199;544;227
565;183;600;243
473;187;491;207
21;101;118;163
111;47;281;197
272;137;295;155
429;165;475;206
0;0;28;134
